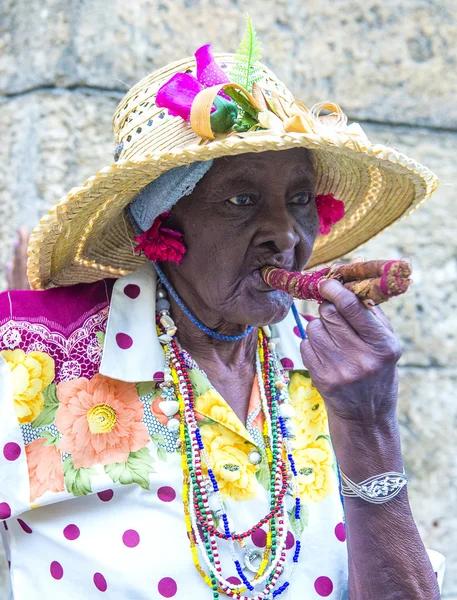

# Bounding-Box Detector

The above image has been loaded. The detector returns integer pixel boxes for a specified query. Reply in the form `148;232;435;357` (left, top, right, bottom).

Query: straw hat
27;48;439;290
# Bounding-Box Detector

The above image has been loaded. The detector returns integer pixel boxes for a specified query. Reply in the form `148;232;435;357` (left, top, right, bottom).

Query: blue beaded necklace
152;262;255;342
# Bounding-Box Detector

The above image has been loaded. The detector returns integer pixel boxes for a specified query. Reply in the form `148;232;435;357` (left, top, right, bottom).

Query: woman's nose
253;204;300;254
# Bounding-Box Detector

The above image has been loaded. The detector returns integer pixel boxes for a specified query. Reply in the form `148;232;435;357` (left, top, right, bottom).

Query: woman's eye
226;194;254;206
290;192;313;205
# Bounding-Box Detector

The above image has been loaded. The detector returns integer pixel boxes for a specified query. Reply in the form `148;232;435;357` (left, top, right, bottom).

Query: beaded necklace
154;262;255;342
156;295;303;599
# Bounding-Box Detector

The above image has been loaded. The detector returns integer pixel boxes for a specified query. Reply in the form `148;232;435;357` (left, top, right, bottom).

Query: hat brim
27;128;438;290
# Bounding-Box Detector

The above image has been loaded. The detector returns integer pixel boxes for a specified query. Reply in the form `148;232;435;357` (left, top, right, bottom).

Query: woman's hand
300;277;402;427
302;278;442;600
6;227;30;291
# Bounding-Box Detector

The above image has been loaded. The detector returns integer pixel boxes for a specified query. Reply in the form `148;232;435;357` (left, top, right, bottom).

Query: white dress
0;264;444;599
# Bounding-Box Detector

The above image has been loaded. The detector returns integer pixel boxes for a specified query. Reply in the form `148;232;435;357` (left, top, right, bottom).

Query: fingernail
302;314;317;322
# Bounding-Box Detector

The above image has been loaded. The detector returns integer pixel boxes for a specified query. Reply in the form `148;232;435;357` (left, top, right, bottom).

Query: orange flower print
25;438;64;503
55;374;150;469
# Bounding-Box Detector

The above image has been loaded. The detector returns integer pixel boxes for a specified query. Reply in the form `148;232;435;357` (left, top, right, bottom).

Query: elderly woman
0;36;443;600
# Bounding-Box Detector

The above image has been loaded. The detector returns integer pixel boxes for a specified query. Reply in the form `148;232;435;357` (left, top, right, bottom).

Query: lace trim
0;307;109;358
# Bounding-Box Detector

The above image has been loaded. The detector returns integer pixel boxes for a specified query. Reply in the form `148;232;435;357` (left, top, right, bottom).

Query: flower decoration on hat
156;16;367;143
156;44;239;134
156;17;265;136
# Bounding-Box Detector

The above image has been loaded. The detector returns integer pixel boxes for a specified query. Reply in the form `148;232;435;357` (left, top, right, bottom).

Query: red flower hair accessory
134;212;186;265
315;194;345;235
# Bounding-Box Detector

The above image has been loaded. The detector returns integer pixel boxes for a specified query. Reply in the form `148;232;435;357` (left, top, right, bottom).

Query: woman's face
164;148;318;327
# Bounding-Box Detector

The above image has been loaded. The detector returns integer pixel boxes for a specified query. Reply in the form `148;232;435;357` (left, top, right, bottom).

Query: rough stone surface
397;367;457;595
0;90;120;289
1;0;457;128
305;123;457;370
0;2;456;598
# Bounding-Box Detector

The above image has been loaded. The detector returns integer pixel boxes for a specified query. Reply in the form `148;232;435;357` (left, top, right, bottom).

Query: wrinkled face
164;148;318;327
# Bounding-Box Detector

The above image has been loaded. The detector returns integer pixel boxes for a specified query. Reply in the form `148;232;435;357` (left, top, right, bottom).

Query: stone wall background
0;0;456;597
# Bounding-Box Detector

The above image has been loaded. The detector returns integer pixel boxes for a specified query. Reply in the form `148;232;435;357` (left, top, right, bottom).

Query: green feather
229;14;263;92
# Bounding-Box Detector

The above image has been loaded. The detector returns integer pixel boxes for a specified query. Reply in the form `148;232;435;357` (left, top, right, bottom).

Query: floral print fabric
55;374;150;469
7;350;334;509
1;349;55;424
25;437;65;503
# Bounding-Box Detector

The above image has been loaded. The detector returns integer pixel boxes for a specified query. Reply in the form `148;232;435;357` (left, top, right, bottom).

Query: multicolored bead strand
159;317;304;599
261;332;302;570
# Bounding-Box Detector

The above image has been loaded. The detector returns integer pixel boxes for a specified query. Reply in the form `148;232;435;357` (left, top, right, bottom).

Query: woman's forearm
329;416;440;600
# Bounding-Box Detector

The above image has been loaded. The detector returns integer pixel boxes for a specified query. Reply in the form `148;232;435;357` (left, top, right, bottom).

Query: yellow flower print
294;438;335;503
289;373;329;443
195;388;250;440
200;426;258;502
1;349;55;424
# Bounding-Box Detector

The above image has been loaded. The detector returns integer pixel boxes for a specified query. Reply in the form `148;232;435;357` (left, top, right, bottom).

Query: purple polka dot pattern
314;576;334;597
285;531;295;550
293;312;314;338
124;284;141;299
97;489;114;502
335;522;346;542
280;357;294;370
122;529;140;548
157;486;176;503
17;519;32;534
158;577;178;598
94;573;108;592
0;502;11;520
50;561;64;580
3;442;21;461
251;528;267;548
293;325;302;338
227;576;241;585
63;524;80;540
116;332;133;350
153;371;164;381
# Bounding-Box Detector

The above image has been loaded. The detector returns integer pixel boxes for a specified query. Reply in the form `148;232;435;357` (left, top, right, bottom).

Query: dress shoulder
0;279;114;520
0;279;114;333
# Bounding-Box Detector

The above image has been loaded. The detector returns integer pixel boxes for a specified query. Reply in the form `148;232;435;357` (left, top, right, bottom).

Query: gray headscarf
128;161;213;233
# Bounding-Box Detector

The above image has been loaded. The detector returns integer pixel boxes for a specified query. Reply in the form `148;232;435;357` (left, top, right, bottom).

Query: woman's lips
251;268;273;291
252;268;295;295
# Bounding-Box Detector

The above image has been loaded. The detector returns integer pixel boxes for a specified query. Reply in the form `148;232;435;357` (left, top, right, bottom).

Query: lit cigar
261;260;412;306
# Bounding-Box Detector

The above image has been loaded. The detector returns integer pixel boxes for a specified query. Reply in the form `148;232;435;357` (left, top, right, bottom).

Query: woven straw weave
27;53;439;290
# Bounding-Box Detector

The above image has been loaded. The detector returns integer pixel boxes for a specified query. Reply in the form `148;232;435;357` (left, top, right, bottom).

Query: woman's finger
318;301;366;349
369;304;394;333
299;337;321;372
319;278;390;343
306;317;336;359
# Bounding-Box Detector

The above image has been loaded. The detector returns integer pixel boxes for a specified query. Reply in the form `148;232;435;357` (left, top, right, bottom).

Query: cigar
261;260;412;306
